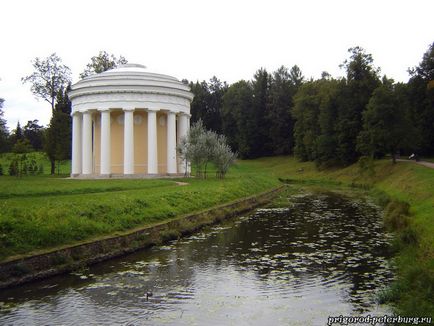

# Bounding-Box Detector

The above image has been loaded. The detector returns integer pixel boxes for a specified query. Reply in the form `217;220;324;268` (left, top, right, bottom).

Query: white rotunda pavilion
69;64;193;178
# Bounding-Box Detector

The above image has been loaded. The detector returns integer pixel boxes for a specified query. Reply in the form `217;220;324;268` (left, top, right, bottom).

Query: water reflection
0;192;394;325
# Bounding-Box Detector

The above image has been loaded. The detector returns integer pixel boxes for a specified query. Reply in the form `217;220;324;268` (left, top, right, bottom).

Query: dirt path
397;159;434;169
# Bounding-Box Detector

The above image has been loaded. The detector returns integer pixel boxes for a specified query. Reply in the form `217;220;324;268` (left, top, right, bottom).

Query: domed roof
69;63;193;103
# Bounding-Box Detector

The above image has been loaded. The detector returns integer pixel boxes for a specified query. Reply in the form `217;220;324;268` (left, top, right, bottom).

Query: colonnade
71;108;190;176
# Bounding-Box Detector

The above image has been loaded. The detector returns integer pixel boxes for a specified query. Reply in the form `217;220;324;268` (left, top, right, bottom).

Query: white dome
69;64;193;114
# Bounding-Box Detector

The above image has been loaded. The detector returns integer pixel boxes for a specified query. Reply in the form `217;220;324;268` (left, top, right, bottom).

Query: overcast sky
0;0;433;129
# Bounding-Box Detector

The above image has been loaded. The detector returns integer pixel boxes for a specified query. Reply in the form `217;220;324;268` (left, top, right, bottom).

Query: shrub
383;200;410;231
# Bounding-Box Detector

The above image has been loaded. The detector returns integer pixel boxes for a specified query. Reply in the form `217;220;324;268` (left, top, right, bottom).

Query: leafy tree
251;68;271;157
190;77;228;133
13;138;33;154
21;53;72;113
11;139;33;177
336;46;380;165
45;87;72;174
289;65;304;88
292;81;321;161
315;78;341;167
23;120;44;151
0;98;9;153
177;120;236;179
8;160;18;176
407;42;434;155
80;51;128;78
10;121;24;146
357;78;414;163
213;135;237;179
267;65;303;155
221;80;254;158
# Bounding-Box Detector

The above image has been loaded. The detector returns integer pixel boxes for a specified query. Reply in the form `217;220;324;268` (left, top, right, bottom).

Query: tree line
187;43;434;167
1;44;432;175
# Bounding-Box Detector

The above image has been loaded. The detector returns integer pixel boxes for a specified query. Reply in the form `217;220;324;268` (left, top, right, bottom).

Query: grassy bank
0;161;279;262
0;155;432;315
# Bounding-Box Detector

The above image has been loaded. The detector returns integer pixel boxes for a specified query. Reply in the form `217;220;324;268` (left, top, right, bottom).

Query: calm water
0;192;394;325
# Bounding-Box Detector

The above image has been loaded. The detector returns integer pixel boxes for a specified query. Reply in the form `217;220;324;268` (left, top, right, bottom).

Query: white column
100;109;111;175
82;110;93;175
147;109;158;174
166;111;177;174
177;113;189;174
123;108;134;175
71;112;82;176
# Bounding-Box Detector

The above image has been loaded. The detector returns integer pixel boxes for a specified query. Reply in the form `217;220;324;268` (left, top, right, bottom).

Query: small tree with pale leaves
177;120;236;179
213;135;237;179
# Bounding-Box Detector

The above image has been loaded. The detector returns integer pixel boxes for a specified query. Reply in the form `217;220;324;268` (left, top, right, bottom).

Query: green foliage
383;200;410;231
266;65;303;155
23;119;44;151
45;87;72;174
177;120;237;178
189;77;228;134
0;152;69;176
292;80;321;161
13;139;33;154
8;159;18;176
357;78;414;162
80;51;128;79
222;80;254;157
407;42;434;156
213;135;237;179
0;100;10;153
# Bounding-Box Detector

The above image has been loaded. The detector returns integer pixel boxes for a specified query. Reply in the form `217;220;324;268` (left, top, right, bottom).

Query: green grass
0;155;433;316
0;160;278;261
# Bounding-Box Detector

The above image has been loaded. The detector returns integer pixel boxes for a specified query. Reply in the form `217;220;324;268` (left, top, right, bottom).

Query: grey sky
0;0;433;129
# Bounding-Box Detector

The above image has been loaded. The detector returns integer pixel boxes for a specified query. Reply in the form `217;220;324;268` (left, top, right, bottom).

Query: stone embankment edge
0;185;285;289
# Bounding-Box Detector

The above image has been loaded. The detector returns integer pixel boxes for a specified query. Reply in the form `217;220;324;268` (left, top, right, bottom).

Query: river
0;191;394;325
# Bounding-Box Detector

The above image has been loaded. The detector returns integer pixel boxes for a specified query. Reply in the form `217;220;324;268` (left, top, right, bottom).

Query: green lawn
0;160;279;261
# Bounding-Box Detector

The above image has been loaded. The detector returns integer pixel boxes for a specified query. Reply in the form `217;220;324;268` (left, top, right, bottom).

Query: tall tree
336;46;380;165
251;68;271;157
407;42;434;155
190;77;228;133
45;87;72;174
10;121;24;146
292;81;321;161
315;78;341;167
80;51;128;78
267;65;304;155
22;53;72;113
357;78;414;163
221;80;254;157
23;120;44;151
0;98;9;153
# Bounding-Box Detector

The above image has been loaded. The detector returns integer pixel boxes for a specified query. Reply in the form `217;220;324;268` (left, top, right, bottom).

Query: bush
383;200;410;231
8;159;18;176
177;120;236;179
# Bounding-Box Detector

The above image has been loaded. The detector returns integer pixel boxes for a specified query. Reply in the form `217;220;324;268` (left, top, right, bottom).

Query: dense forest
0;44;433;174
189;43;434;167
